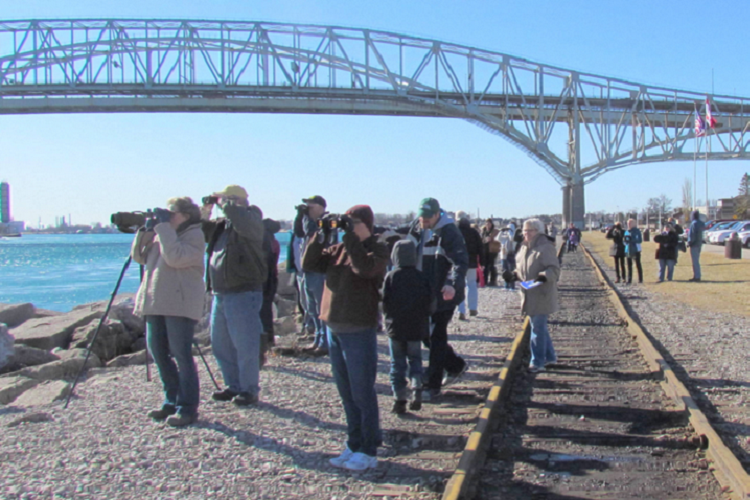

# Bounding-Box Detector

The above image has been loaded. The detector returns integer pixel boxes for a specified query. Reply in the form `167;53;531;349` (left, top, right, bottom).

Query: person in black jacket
455;211;484;320
653;223;679;282
606;222;627;283
397;197;469;399
382;240;433;414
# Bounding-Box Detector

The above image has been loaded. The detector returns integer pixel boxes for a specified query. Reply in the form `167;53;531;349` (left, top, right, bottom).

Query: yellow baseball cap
215;184;248;200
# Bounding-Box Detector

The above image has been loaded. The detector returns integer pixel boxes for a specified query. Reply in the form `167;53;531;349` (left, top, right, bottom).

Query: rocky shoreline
0;263;300;408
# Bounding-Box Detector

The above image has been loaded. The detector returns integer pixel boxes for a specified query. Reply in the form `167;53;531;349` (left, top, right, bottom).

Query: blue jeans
304;271;327;348
328;327;381;456
658;259;676;281
389;339;423;400
458;268;478;313
529;314;556;368
211;290;263;396
690;245;702;280
296;272;314;330
146;315;200;416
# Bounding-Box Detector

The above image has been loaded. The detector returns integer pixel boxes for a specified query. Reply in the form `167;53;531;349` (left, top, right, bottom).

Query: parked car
704;221;738;243
739;230;750;248
704;219;734;231
707;221;750;245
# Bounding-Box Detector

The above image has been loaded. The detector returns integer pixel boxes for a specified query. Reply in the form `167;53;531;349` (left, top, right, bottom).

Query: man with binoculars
201;185;267;406
294;195;332;355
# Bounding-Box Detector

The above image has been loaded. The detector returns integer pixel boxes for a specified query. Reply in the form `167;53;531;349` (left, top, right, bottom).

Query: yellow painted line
442;244;564;500
581;242;750;500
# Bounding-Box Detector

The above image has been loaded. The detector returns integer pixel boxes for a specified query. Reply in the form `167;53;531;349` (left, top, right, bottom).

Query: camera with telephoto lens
202;195;219;205
110;210;156;234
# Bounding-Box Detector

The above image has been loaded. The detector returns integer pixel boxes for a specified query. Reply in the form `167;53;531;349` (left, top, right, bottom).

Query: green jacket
203;203;267;293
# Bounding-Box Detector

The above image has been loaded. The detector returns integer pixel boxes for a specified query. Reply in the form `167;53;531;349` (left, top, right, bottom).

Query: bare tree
682;178;693;217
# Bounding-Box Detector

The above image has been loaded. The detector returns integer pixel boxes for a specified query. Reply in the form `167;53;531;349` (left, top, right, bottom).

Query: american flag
695;106;706;137
705;97;717;129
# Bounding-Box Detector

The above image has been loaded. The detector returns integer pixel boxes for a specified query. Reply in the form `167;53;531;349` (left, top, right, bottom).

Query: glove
339;214;354;233
502;270;516;282
154;208;172;224
535;274;547;283
145;218;157;230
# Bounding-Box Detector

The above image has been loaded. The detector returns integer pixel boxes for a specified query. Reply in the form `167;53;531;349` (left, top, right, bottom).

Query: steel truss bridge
2;19;750;224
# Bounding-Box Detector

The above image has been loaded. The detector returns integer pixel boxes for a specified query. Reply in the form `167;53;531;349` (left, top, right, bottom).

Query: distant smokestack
0;182;10;223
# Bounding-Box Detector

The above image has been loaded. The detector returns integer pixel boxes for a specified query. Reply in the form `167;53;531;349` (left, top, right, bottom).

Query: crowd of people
139;187;718;472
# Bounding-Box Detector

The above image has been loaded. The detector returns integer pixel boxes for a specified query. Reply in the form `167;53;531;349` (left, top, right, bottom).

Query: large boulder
54;348;102;368
31;308;63;319
0;375;40;404
9;356;96;381
12;308;103;350
0;324;15;371
73;295;144;335
0;303;35;328
1;344;60;374
69;320;138;362
14;380;70;407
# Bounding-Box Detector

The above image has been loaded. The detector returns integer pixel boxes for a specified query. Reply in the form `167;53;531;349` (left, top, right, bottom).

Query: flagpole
706;132;710;217
693;127;701;208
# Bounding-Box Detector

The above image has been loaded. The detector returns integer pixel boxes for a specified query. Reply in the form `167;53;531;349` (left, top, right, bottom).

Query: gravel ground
478;247;723;499
586;245;750;470
0;285;524;500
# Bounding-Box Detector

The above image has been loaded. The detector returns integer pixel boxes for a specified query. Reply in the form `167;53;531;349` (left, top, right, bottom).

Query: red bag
477;256;486;288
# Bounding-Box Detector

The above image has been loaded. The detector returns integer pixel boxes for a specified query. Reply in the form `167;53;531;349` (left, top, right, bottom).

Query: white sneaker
342;452;378;471
329;446;355;468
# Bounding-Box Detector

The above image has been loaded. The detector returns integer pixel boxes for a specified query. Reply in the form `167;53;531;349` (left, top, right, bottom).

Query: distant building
0;182;9;223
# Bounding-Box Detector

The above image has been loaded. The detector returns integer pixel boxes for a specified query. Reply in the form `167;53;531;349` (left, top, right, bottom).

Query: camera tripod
65;256;220;409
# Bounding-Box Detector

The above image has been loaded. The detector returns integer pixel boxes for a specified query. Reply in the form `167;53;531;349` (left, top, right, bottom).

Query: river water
0;232;290;312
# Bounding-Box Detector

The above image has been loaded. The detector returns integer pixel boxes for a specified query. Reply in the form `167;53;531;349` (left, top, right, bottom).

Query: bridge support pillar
562;182;585;229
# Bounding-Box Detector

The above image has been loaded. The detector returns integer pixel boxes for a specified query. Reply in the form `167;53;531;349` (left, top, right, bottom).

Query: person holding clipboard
503;218;560;373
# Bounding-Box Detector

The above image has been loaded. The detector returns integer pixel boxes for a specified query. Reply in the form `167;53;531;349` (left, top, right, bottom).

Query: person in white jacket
131;197;206;427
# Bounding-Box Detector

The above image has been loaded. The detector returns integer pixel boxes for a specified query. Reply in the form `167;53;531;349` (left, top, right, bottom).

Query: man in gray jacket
202;185;267;406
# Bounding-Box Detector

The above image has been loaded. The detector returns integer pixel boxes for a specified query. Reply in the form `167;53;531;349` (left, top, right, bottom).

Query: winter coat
398;212;469;312
458;219;484;269
131;222;206;321
202;203;267;293
688;216;705;248
481;224;500;256
382;240;433;342
623;228;643;257
302;231;388;331
515;234;560;316
654;231;679;261
606;226;626;258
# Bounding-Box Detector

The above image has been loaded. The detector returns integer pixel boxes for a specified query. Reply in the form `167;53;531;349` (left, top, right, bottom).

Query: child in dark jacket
382;240;434;414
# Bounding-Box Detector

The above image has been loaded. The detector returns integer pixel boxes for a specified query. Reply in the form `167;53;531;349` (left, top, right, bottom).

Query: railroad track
440;243;750;500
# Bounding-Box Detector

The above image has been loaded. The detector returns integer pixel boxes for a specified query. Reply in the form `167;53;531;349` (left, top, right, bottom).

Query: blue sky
2;0;750;226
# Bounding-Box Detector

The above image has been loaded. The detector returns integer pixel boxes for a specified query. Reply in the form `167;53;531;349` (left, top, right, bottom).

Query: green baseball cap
418;197;440;218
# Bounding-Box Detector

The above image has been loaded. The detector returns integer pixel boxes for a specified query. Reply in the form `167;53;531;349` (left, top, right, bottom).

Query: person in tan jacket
505;218;560;373
131;197;205;427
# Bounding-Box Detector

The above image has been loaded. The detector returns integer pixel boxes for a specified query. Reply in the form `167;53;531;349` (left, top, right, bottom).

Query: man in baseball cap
202;185;267;407
398;197;469;399
294;194;332;355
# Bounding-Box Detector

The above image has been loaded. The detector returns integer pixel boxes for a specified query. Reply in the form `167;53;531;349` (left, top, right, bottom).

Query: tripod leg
193;341;221;390
65;256;133;409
